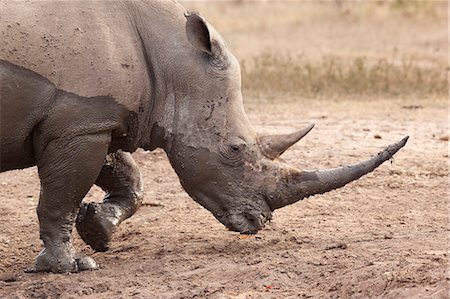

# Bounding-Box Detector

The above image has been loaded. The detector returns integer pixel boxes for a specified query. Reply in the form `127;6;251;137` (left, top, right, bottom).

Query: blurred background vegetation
181;0;447;99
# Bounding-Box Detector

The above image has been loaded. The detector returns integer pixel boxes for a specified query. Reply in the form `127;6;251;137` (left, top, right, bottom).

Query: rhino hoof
76;256;99;271
34;247;78;273
76;202;117;252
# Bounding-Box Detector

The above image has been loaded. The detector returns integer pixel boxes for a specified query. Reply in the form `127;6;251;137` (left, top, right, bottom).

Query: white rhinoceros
0;0;408;273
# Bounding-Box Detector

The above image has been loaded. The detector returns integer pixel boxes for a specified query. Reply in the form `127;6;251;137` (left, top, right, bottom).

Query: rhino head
152;13;408;234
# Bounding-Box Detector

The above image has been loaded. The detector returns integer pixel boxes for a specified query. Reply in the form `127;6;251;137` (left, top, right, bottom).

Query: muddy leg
34;133;110;273
76;150;143;252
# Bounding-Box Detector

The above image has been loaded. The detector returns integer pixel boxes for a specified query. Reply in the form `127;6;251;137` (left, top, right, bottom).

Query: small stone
239;234;250;240
325;242;348;250
384;271;394;281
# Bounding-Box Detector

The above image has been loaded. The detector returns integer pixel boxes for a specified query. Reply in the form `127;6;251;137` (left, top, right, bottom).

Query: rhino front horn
267;136;409;210
258;124;315;159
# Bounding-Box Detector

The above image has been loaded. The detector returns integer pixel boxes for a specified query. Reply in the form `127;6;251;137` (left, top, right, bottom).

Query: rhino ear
185;12;229;68
185;12;212;54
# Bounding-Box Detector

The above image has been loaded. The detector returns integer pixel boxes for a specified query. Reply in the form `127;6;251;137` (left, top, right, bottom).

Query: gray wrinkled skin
0;0;408;273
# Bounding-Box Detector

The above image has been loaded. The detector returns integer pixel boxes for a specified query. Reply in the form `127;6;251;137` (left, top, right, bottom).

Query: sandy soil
0;96;448;298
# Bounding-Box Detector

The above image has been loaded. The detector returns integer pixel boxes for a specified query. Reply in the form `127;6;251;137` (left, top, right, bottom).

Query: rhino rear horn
268;136;409;210
258;124;315;159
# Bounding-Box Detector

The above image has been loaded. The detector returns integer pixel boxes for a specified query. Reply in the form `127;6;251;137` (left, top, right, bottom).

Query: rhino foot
34;245;77;273
32;244;98;273
76;202;121;252
75;256;99;271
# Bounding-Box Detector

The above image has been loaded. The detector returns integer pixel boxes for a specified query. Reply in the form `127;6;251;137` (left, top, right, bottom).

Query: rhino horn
267;136;409;210
259;124;315;160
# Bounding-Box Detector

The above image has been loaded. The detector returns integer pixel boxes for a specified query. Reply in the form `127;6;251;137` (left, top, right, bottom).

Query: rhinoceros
0;0;408;273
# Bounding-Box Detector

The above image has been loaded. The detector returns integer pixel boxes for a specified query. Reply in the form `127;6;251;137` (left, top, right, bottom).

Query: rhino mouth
220;210;272;234
189;190;273;234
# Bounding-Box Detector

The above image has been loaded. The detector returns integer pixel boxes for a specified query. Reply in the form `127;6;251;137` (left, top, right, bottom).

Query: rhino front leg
34;133;111;273
76;150;144;252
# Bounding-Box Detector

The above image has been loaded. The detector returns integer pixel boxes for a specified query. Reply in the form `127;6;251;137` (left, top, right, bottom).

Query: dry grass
241;54;447;98
389;0;441;16
181;1;447;99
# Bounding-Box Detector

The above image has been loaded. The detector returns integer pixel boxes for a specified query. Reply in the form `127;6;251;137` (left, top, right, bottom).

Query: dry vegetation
184;1;447;99
242;54;447;98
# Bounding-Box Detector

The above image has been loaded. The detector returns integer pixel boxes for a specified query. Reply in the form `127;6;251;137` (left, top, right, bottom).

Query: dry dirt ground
0;1;448;299
0;97;448;298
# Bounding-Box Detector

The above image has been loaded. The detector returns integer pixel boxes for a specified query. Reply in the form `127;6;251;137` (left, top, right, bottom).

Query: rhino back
0;0;149;111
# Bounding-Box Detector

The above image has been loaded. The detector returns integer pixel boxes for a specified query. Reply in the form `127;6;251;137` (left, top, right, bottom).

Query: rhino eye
219;140;245;167
230;144;240;152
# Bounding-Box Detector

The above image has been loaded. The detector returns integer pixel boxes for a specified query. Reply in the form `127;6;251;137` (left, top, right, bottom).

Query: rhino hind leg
76;150;144;252
34;132;111;273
